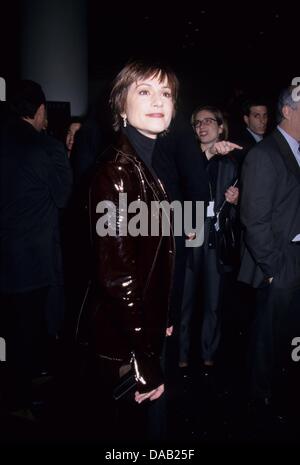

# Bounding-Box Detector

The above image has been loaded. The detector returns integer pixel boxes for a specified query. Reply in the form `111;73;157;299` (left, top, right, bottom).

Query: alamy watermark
0;337;6;362
95;194;205;247
291;337;300;362
0;77;6;101
291;77;300;103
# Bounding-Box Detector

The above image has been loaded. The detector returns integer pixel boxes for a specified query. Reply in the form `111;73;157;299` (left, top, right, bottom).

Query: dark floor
0;281;299;454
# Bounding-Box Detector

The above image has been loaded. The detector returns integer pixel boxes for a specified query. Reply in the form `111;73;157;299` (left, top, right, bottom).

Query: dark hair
9;80;46;118
67;116;84;127
242;99;268;117
109;60;179;131
191;105;229;140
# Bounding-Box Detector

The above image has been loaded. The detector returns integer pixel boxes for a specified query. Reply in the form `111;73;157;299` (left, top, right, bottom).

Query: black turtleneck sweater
123;125;158;179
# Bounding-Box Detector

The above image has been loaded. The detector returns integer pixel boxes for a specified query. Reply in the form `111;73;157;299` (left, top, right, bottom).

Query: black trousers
179;245;202;363
249;283;300;404
170;235;187;328
0;287;49;409
180;219;224;363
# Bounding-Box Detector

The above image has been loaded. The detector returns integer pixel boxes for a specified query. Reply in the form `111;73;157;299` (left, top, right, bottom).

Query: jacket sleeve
240;147;282;279
90;162;163;392
34;135;73;208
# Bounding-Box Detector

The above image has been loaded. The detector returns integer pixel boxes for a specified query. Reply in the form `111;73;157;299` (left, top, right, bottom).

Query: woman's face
194;110;223;145
122;74;174;139
66;122;81;152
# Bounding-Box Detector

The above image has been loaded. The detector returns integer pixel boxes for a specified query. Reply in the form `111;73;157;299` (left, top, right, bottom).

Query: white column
21;0;87;116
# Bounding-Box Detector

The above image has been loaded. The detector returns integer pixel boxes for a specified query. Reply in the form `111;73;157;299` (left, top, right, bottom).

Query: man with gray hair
238;85;300;421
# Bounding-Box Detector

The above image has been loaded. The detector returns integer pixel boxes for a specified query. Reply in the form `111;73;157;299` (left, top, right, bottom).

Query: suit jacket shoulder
238;129;300;288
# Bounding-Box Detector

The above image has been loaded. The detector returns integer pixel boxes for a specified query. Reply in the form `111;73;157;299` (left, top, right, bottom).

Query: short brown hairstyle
191;105;229;141
110;60;179;131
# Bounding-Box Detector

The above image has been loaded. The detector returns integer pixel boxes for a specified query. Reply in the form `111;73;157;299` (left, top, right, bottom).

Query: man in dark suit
238;86;300;414
0;80;72;414
233;99;268;167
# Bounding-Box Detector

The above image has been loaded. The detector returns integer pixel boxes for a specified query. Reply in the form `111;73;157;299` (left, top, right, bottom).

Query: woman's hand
135;384;165;404
186;232;196;241
207;141;243;157
225;186;239;205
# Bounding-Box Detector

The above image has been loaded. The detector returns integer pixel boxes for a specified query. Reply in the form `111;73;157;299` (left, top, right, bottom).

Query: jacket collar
114;132;138;159
113;132;169;200
273;128;300;183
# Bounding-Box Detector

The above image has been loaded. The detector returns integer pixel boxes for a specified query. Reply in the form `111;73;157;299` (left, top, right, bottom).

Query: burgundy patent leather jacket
87;133;175;392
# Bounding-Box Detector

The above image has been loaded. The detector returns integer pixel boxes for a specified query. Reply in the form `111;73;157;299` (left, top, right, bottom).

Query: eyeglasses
193;118;218;128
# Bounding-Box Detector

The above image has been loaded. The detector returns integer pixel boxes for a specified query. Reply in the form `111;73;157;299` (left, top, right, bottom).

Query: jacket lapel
116;133;168;201
273;129;300;183
117;133;174;238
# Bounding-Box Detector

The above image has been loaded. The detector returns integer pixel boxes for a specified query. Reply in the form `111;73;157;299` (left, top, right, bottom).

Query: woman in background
180;106;241;369
65;118;82;157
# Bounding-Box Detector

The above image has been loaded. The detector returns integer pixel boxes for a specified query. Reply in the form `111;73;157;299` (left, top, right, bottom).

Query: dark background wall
0;2;298;120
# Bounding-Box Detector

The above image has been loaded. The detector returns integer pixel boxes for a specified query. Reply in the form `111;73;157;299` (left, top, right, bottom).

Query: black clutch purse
216;211;240;269
214;182;240;272
113;369;137;401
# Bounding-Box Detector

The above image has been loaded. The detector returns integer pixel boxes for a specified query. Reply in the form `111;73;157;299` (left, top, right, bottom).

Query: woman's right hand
207;141;243;157
225;186;239;205
135;384;164;404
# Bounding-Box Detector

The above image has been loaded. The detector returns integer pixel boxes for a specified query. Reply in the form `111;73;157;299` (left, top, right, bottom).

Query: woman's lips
146;113;164;117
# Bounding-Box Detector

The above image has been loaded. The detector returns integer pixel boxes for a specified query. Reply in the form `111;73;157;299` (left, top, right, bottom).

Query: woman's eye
139;89;149;95
163;91;172;98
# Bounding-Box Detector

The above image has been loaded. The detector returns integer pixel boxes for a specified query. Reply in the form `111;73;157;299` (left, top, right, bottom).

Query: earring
122;115;127;128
